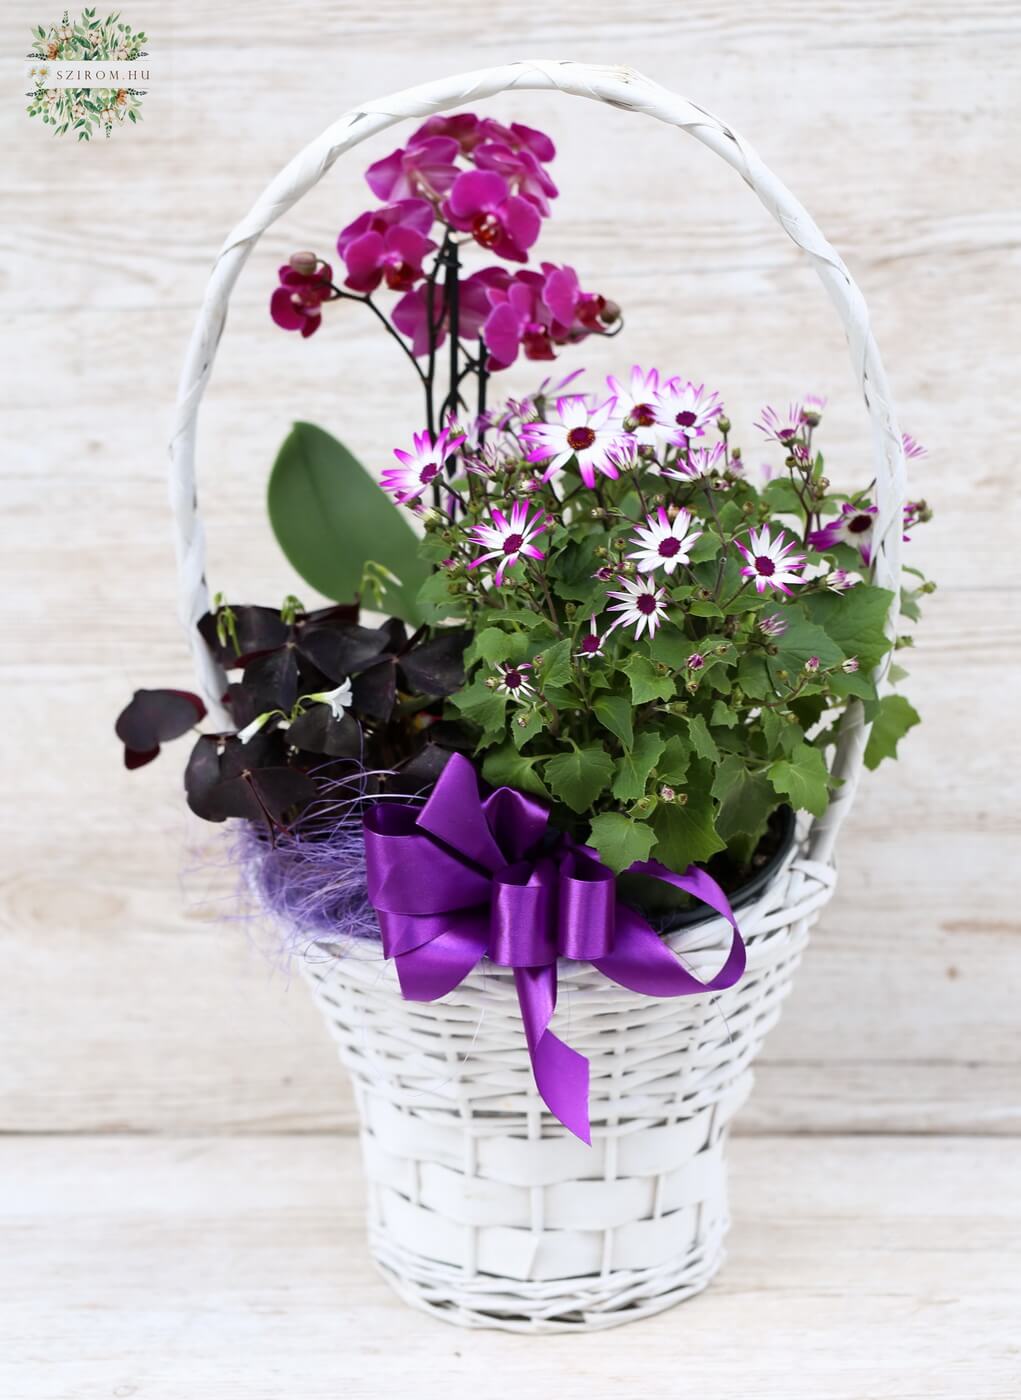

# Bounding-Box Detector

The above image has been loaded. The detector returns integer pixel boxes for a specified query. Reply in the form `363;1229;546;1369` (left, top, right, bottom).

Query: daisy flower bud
687;653;705;672
805;656;820;673
842;657;860;673
658;785;676;802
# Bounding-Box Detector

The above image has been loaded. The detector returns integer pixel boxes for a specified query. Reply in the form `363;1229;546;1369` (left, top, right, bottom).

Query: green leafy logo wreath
26;8;148;140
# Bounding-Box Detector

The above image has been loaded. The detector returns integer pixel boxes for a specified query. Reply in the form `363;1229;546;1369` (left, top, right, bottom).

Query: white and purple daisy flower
807;501;879;564
606;365;666;446
755;402;805;446
467;499;547;585
825;568;861;593
801;394;827;426
381;426;458;504
655;379;724;447
494;661;535;701
522;396;627;488
627;506;703;576
663;442;726;481
575;615;604;660
758;613;789;638
605;575;670;641
735;525;806;596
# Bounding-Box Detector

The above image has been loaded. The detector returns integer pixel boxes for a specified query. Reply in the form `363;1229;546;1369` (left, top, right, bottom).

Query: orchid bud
599;299;621;325
288;250;319;276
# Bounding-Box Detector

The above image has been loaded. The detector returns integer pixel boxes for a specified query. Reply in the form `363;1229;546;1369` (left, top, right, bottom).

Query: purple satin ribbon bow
363;752;745;1144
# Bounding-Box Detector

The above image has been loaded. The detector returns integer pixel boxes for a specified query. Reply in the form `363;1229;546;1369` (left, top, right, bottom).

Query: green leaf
415;569;462;624
863;694;921;770
688;599;723;618
651;762;725;870
543;745;614;813
768;742;831;817
737;652;773;700
648;629;691;669
658;732;692;786
267;423;429;622
771;611;845;675
711;699;739;728
763;477;807;517
537;637;573;689
482;742;550;799
612;732;666;801
587;813;657;875
622;653;675;703
801;585;895;671
687;713;720;763
712;755;778;842
510;706;545;750
449;678;507;743
593;694;634;749
468;626;530;667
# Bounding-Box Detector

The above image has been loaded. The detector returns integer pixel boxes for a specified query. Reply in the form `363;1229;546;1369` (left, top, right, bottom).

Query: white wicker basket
169;61;907;1331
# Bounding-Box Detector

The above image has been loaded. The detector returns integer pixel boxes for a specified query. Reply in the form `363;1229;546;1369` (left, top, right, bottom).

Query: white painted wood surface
2;0;1018;1140
2;1134;1019;1399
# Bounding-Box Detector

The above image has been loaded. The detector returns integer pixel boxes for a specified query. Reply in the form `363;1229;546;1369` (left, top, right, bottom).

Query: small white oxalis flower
306;679;354;721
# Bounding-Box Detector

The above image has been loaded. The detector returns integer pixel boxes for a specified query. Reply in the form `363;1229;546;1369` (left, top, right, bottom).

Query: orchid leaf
268;423;429;621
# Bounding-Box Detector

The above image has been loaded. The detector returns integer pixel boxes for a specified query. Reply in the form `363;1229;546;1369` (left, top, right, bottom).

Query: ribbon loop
362;753;746;1144
488;859;558;967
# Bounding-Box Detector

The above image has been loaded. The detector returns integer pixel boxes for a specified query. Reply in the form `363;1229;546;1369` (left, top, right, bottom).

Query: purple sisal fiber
233;774;420;955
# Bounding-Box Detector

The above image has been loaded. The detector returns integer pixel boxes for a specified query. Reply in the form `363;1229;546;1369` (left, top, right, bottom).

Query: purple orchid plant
119;110;933;894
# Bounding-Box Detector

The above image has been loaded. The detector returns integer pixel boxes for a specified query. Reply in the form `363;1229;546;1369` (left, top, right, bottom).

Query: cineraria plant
118;110;934;899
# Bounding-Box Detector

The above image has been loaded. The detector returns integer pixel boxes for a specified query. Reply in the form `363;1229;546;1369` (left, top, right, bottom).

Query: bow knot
363;753;745;1144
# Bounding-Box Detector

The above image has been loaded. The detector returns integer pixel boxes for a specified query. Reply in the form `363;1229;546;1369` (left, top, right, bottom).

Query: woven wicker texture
303;847;836;1329
168;61;909;1330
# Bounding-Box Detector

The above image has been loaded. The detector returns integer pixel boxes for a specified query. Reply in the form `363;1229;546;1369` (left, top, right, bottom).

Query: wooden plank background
2;0;1019;1139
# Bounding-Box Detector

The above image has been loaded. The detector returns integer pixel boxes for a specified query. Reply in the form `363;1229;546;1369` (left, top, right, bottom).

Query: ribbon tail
594;901;746;998
513;966;591;1145
394;913;488;1002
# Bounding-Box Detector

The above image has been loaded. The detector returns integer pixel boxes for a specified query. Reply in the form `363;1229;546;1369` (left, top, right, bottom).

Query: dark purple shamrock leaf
398;628;471;697
391;741;457;795
286;705;363;758
116;689;206;769
352;658;398;722
241;645;300;713
184;731;317;829
296;621;392;683
198;606;290;667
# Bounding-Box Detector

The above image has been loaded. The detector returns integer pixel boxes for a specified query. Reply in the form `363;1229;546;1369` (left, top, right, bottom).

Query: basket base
366;1213;729;1333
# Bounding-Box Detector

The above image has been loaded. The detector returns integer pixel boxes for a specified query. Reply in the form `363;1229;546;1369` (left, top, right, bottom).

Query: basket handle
168;59;908;865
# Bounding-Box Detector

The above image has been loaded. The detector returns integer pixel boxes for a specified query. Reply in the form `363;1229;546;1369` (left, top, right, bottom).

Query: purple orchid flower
473;140;559;215
443;169;541;262
270;257;335;337
392;268;507;357
336;199;434;258
365;135;461;201
341;223;434;294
